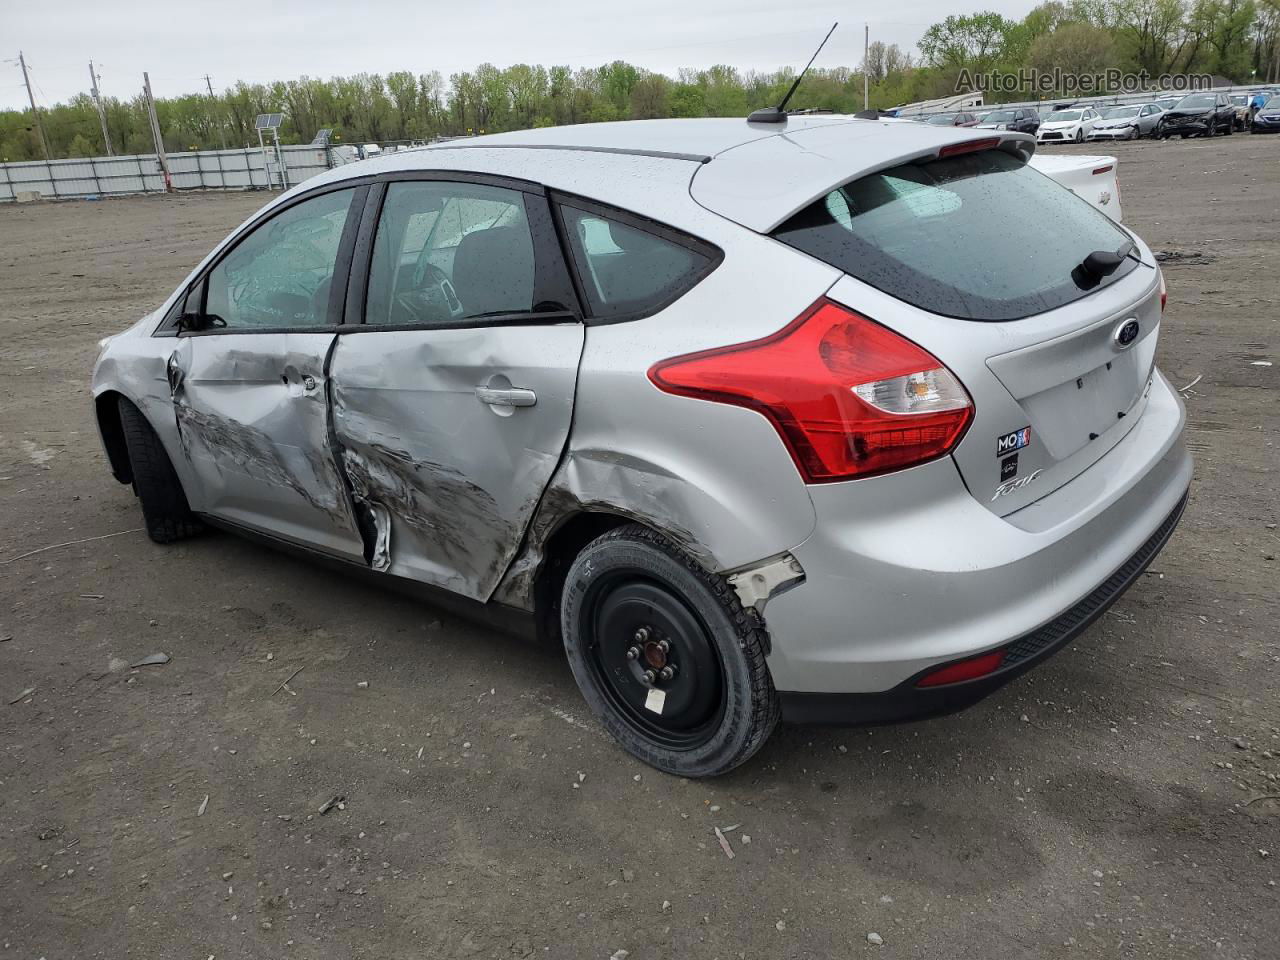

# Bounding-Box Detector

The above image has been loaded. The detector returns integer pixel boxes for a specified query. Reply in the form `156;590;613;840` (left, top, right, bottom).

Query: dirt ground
1;133;1277;960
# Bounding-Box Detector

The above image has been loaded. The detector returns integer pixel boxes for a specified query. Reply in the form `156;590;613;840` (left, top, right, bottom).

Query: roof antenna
747;22;839;125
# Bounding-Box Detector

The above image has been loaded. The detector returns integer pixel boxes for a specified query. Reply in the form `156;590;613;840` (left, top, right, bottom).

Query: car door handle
475;385;537;408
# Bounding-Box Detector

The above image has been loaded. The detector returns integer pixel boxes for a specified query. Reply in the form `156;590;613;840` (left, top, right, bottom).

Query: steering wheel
394;262;465;324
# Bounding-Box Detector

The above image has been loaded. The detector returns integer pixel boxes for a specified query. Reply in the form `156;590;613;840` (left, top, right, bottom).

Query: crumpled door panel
329;324;584;600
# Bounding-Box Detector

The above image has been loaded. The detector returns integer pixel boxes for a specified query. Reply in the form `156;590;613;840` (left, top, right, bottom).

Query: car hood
1094;117;1138;129
1163;109;1211;121
1040;120;1081;130
974;122;1005;129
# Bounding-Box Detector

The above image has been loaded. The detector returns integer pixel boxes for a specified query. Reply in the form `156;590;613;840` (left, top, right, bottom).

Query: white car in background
1028;153;1122;222
1038;108;1102;143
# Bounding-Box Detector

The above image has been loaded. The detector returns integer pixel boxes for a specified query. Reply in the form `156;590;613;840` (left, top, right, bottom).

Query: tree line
3;0;1277;162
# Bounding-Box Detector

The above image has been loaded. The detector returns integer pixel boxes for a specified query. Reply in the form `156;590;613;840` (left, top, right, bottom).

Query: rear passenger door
329;176;584;599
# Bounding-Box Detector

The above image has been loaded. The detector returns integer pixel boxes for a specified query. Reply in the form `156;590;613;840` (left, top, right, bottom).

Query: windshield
1266;97;1280;109
1176;94;1215;110
1046;110;1082;121
1103;107;1140;119
926;114;957;125
982;110;1015;122
1231;96;1247;105
772;148;1134;322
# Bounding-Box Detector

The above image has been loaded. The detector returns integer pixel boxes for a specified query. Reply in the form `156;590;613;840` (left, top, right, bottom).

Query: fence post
1;161;12;202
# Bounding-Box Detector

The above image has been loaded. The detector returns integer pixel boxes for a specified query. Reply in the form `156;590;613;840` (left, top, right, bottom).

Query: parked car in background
1088;104;1163;140
1230;95;1250;129
1151;97;1182;113
976;107;1039;134
92;116;1187;777
924;112;980;127
1251;95;1280;133
1038;107;1102;143
1157;93;1235;137
1028;153;1123;221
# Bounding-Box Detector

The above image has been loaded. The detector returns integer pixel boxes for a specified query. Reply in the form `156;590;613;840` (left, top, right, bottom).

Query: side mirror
177;311;203;333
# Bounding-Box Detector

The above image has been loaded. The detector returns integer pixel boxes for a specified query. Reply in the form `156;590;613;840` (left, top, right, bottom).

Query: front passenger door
168;186;367;558
329;178;584;598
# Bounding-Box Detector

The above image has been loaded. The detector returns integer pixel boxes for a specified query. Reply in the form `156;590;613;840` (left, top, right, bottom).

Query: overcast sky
5;0;1037;112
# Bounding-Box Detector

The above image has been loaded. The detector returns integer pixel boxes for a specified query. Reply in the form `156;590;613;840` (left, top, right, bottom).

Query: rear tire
118;398;203;544
560;524;779;777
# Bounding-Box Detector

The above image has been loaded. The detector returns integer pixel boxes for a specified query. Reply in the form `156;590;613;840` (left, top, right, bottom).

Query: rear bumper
763;368;1191;698
779;490;1186;724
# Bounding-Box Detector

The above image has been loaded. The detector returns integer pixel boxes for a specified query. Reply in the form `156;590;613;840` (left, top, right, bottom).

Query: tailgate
826;261;1163;516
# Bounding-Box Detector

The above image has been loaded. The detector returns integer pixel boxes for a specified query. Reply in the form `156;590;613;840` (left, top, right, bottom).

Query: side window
366;181;536;325
204;188;356;329
558;204;713;320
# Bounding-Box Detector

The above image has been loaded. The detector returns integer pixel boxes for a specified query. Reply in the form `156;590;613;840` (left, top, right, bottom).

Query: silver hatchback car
92;117;1190;777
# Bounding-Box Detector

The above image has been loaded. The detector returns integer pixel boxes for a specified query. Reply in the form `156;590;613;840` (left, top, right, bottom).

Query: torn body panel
168;334;364;559
327;323;584;601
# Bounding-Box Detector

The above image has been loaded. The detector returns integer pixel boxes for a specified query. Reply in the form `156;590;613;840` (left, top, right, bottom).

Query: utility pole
18;51;52;161
142;72;172;192
89;61;114;155
863;24;870;111
203;74;227;150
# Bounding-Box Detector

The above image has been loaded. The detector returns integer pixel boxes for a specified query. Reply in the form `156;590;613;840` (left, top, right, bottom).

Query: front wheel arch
95;391;133;484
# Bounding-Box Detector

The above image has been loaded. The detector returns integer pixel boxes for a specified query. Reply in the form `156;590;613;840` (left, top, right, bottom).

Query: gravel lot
1;134;1277;959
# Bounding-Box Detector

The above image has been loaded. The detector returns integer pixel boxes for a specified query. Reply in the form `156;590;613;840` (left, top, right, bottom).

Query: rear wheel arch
532;509;637;645
94;390;133;484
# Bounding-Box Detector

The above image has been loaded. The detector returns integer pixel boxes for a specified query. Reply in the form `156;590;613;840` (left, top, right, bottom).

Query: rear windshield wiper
1073;239;1136;288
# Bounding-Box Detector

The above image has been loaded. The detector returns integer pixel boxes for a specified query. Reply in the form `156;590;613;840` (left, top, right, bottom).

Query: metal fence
0;144;333;203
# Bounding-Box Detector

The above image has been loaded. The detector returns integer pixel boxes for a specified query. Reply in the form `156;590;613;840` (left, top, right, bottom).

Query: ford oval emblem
1113;318;1140;349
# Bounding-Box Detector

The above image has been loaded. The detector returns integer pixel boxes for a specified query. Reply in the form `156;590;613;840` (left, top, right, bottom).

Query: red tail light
648;299;973;483
1158;269;1167;313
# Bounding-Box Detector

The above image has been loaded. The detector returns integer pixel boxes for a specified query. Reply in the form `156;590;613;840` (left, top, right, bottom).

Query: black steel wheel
561;524;779;777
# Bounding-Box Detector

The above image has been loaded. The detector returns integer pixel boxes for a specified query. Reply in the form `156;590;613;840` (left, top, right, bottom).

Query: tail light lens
1158;269;1167;312
648;299;973;483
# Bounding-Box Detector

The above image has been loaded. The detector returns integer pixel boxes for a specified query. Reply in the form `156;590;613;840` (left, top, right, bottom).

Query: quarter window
558;205;711;319
204;188;356;329
366;181;536;326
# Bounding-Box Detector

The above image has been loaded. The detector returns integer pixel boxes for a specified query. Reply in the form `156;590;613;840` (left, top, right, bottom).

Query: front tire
118;398;203;544
560;524;779;777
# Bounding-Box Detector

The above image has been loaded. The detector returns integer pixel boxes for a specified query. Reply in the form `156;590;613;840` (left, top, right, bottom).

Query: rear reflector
915;650;1006;687
648;299;973;483
1092;164;1114;175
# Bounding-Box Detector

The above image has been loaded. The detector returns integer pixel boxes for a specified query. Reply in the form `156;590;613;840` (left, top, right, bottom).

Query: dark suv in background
1158;93;1236;138
975;107;1040;134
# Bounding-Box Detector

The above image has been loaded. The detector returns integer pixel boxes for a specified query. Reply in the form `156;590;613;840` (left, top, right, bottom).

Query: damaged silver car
93;116;1190;777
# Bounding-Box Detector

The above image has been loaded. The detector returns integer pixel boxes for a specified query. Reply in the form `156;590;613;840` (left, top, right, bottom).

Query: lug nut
642;669;657;685
659;665;677;681
634;627;651;643
657;639;670;653
625;646;640;661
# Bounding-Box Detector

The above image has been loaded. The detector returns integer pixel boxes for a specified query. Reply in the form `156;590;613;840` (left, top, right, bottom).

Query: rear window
772;148;1135;321
559;204;715;320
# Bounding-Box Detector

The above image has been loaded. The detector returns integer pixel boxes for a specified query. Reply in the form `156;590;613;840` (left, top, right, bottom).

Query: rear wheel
560;524;779;777
118;398;203;544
